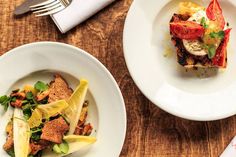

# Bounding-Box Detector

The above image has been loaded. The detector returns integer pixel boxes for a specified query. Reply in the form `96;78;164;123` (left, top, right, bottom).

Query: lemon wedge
28;100;69;128
42;135;96;157
13;108;30;157
179;2;205;16
64;79;88;134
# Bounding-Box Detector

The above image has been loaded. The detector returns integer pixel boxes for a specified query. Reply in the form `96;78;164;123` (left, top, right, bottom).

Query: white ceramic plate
123;0;236;121
0;42;126;157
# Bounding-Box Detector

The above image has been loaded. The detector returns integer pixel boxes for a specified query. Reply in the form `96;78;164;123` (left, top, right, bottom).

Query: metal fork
30;0;72;16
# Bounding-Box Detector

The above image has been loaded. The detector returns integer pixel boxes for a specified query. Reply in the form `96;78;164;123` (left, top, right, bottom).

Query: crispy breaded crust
41;117;69;144
48;74;73;103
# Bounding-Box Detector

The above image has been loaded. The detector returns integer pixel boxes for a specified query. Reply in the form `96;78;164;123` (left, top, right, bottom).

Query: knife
14;0;47;16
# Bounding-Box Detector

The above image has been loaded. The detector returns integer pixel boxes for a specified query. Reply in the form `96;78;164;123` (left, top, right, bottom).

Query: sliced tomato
212;29;231;68
206;0;225;29
170;21;204;40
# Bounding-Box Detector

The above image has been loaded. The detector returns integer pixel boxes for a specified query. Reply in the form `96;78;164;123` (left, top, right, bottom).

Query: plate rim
123;0;236;121
0;41;127;156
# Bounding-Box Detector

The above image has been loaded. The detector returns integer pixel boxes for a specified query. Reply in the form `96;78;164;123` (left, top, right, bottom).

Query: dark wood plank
0;0;236;156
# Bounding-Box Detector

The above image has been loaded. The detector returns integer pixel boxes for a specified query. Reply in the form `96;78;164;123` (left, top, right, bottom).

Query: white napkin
51;0;115;33
220;136;236;157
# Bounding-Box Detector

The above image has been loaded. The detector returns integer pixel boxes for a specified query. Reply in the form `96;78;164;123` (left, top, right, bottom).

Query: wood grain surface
0;0;236;157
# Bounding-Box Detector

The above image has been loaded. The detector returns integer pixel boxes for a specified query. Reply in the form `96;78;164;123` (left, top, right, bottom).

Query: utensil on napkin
30;0;72;16
51;0;116;33
14;0;47;16
220;136;236;157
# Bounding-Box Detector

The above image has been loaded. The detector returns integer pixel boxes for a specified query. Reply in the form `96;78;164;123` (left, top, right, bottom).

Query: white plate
0;42;126;157
123;0;236;121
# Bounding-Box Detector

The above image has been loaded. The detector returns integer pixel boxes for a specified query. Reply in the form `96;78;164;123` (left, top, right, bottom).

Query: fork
30;0;72;16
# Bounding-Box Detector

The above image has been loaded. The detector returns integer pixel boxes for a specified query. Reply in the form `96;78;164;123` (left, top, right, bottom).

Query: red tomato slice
212;29;231;68
170;21;204;40
206;0;225;29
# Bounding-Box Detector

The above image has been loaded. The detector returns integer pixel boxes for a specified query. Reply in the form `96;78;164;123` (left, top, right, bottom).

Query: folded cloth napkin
51;0;115;33
220;136;236;157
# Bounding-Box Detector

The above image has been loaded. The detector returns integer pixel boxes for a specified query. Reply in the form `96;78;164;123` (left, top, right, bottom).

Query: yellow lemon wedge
28;100;69;128
64;79;88;135
13;108;30;157
179;2;205;16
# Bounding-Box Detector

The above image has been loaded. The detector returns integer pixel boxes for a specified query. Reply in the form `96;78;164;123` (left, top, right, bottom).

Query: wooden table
0;0;235;156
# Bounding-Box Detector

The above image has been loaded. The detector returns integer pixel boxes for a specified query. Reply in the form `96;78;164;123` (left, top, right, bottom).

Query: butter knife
14;0;47;16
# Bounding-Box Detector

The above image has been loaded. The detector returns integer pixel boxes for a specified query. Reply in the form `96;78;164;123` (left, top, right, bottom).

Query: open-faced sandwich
169;0;231;68
0;74;96;157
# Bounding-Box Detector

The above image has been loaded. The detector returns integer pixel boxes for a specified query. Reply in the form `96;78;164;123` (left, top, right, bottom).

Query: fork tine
31;0;71;16
30;0;57;8
35;5;65;16
30;1;60;11
60;0;68;6
32;3;62;14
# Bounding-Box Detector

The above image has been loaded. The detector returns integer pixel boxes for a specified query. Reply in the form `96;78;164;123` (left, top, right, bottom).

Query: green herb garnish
21;100;28;105
200;17;208;28
22;102;38;120
34;81;48;92
26;92;34;100
203;44;217;59
209;31;225;39
11;97;16;102
22;104;32;120
30;128;42;134
208;45;217;59
30;127;43;142
31;133;41;141
0;95;11;111
7;148;15;157
25;91;38;105
22;91;38;120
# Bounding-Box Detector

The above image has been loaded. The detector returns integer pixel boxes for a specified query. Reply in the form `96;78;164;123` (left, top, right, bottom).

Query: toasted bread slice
48;74;73;103
170;14;227;68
